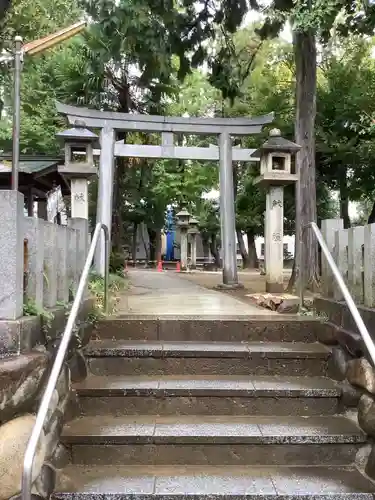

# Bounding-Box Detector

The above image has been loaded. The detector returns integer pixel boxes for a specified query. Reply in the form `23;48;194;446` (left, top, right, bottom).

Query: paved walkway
117;270;274;317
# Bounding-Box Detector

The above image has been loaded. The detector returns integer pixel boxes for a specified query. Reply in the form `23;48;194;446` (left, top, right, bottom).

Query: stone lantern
188;216;199;270
253;129;300;292
56;120;98;219
176;208;190;271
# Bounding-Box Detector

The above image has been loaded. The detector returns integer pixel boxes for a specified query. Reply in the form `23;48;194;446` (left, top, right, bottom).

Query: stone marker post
253;129;300;293
176;208;190;271
188;216;199;270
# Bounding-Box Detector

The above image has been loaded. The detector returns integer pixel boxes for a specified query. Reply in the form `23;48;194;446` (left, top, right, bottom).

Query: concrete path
117;270;274;317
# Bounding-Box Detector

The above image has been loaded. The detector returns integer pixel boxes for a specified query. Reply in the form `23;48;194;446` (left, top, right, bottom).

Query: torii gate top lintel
56;101;274;135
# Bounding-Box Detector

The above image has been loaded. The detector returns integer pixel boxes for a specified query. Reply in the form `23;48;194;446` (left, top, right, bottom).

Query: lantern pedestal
265;186;284;293
58;166;96;219
180;228;188;271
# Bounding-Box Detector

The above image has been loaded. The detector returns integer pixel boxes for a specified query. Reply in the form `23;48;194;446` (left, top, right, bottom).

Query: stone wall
0;190;94;499
315;296;375;478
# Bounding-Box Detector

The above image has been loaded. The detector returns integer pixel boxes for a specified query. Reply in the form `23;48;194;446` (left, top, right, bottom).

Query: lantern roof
56;120;98;142
176;208;190;219
251;129;300;157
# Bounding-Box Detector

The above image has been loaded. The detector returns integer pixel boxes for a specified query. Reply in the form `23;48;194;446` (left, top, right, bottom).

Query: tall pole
219;131;238;286
12;35;22;191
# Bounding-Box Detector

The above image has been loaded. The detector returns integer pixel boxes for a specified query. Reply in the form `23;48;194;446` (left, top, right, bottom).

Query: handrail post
22;222;110;500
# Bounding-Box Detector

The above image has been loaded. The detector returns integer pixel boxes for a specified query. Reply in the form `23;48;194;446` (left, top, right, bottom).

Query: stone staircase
54;317;375;499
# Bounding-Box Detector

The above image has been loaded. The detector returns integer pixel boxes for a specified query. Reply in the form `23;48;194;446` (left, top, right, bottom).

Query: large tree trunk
202;235;210;261
148;228;162;263
368;200;375;224
236;229;251;268
210;234;221;268
246;230;258;268
0;0;11;21
338;166;351;228
288;30;318;292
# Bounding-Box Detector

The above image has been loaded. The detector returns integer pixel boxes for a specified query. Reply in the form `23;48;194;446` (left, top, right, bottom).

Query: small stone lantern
188;216;199;270
176;208;191;271
253;129;300;292
56;120;98;219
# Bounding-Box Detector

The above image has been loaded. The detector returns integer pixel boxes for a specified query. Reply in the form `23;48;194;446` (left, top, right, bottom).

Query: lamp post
0;21;87;191
188;216;199;270
11;36;22;191
176;208;190;271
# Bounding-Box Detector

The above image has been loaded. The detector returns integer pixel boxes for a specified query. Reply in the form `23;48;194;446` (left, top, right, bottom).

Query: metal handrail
300;221;375;366
22;222;109;500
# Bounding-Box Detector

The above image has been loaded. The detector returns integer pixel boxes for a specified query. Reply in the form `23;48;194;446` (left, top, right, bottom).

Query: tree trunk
202;235;210;261
236;229;251;268
210;234;221;267
131;222;138;261
338;165;351;229
288;30;318;292
148;228;162;263
368;200;375;224
111;157;127;253
140;225;149;261
246;230;258;268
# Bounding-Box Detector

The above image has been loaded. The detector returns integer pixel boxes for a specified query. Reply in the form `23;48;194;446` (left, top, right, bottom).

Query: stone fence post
57;225;69;303
348;225;365;304
364;223;375;307
333;228;348;301
321;219;343;297
24;217;44;308
43;221;58;308
0;191;24;320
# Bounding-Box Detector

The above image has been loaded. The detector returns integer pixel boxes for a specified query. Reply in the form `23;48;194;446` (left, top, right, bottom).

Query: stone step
62;414;365;466
84;340;331;377
96;317;318;342
75;375;341;416
54;465;375;499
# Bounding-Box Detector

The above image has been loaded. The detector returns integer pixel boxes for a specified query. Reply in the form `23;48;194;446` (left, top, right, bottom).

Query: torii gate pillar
95;127;115;275
219;132;238;286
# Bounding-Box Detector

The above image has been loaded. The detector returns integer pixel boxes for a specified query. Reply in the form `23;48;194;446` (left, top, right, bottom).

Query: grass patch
88;270;129;316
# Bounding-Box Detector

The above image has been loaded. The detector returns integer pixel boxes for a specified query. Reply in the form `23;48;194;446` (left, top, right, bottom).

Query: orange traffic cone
176;261;181;273
157;261;163;272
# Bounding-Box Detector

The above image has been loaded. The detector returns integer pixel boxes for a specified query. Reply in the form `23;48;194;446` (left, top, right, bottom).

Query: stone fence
0;190;94;500
0;190;89;323
321;218;375;307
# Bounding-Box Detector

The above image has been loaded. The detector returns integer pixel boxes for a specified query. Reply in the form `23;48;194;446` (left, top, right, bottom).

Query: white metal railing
22;222;109;500
300;222;375;365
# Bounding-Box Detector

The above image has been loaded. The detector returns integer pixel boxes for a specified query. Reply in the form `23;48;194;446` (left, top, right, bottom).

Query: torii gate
56;102;273;287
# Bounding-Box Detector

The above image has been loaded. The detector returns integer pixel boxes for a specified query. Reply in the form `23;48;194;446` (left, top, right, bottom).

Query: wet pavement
118;270;274;316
